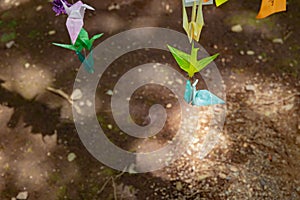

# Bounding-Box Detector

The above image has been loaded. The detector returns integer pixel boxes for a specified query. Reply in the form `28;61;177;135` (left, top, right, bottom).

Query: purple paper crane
61;0;95;44
52;0;72;16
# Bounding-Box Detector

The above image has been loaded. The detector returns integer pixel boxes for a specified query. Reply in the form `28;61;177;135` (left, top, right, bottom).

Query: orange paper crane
257;0;286;19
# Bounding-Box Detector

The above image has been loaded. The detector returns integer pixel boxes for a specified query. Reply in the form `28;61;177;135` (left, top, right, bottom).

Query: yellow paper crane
256;0;286;19
182;0;228;43
182;0;204;43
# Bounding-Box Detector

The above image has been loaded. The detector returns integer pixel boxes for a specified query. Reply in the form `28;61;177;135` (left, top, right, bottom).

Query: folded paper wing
184;79;225;106
53;28;103;52
75;28;103;51
193;89;225;106
256;0;286;19
184;79;193;103
168;44;219;78
183;0;204;43
61;0;95;44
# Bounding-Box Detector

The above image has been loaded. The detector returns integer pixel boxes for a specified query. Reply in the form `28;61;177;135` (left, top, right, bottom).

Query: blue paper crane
184;79;225;106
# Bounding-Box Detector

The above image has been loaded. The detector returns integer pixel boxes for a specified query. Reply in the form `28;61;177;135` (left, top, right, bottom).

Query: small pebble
282;104;294;111
166;103;172;108
48;30;56;36
229;165;238;172
108;3;120;11
36;5;43;11
219;173;227;179
67;153;77;162
231;24;243;33
197;174;210;181
16;191;28;200
86;100;92;107
107;124;113;130
71;89;83;100
246;50;255;55
245;85;255;91
106;90;113;96
272;38;284;44
24;63;30;69
176;182;183;191
6;41;15;49
175;79;183;85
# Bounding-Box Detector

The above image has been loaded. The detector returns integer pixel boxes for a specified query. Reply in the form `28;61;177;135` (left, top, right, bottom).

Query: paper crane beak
78;4;95;18
82;4;95;11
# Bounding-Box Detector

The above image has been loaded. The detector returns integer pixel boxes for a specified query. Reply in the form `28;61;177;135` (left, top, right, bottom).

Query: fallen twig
98;178;111;195
98;170;126;199
112;177;117;200
46;86;73;105
255;93;300;106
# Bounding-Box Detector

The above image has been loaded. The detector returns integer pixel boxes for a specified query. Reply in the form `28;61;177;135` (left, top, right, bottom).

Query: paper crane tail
76;51;95;74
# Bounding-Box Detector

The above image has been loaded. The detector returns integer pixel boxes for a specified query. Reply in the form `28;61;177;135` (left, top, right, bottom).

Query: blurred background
0;0;299;199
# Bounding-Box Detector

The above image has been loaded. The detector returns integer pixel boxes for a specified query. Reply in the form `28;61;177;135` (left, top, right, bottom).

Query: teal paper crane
184;79;225;106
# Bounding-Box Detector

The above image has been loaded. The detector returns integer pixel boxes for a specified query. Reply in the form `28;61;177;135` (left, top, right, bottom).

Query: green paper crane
53;28;103;52
168;43;219;77
53;28;103;73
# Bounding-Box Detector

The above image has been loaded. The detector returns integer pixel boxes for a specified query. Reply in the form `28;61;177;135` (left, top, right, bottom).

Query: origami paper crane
52;0;71;16
167;44;219;77
53;28;103;52
53;28;103;74
184;79;225;106
77;50;95;74
203;0;213;5
184;0;228;7
61;0;95;44
182;0;204;43
256;0;286;19
185;0;213;7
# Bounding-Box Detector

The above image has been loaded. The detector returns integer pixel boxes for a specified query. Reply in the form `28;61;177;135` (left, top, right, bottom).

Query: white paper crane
61;0;95;44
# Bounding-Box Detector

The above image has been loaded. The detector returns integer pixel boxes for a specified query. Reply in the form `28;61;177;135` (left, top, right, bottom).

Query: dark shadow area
0;79;61;135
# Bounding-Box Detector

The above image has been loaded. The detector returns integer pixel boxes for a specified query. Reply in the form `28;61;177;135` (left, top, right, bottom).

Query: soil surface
0;0;299;199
